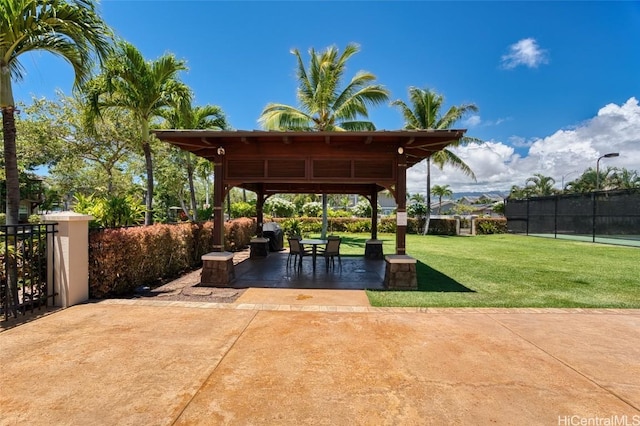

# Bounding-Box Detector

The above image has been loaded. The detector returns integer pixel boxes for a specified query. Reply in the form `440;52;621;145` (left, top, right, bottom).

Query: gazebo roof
153;129;466;195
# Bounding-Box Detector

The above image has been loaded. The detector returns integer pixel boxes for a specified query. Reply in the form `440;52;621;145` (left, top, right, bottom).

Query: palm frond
340;121;376;131
390;99;421;129
258;103;313;130
432;149;477;180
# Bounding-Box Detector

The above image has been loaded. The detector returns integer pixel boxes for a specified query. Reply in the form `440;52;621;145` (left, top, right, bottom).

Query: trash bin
263;222;284;251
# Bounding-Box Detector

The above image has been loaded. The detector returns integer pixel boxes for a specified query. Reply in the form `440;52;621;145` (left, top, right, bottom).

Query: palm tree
1;0;111;225
409;193;425;204
525;174;556;196
610;168;640;190
84;40;189;225
391;87;478;234
160;98;228;220
431;184;453;214
259;43;389;237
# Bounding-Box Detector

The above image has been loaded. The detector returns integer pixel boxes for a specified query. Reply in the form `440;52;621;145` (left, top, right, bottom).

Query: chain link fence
505;189;640;246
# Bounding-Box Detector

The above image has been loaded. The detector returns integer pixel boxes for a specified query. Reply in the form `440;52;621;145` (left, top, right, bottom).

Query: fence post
43;212;93;308
470;215;479;235
592;193;597;243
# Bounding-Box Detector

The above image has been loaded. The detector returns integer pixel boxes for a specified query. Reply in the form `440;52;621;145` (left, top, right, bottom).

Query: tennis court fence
504;189;640;244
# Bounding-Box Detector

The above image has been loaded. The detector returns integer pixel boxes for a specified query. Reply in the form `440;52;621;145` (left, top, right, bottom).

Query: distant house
378;192;396;216
0;176;44;222
431;199;456;215
363;192;505;217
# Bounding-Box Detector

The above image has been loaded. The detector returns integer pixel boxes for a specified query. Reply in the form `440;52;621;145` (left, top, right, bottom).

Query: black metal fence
1;223;58;320
505;189;640;245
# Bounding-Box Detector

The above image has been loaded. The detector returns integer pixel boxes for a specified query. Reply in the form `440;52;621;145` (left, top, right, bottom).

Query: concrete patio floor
1;299;639;425
231;252;386;290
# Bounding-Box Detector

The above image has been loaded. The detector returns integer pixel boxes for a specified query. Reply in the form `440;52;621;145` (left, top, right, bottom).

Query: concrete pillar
384;255;417;290
43;212;92;308
396;150;407;255
471;215;479;235
200;252;235;287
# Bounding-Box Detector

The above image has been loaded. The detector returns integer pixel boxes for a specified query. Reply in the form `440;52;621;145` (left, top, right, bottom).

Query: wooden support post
256;185;264;238
396;151;407;255
371;187;378;240
213;157;224;252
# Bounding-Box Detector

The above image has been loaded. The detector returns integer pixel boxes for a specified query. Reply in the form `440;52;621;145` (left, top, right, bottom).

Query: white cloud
461;115;509;130
463;115;481;127
508;135;535;148
406;97;640;195
501;38;549;69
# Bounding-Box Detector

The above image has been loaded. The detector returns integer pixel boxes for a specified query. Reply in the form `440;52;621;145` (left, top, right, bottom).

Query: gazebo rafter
152;129;466;257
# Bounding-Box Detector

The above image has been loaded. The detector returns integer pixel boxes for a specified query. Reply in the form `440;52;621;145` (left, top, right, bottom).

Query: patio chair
322;237;342;272
287;237;311;269
317;235;340;255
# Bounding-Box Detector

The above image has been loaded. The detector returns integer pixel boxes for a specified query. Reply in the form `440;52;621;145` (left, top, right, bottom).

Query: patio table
299;239;328;272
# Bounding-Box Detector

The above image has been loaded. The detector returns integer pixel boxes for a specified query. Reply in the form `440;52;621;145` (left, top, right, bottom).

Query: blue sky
13;1;640;195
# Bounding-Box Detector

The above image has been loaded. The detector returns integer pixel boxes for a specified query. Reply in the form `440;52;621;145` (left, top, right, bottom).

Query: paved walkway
1;298;639;425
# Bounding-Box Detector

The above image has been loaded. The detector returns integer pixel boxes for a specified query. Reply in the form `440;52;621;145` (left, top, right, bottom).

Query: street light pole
595;152;619;190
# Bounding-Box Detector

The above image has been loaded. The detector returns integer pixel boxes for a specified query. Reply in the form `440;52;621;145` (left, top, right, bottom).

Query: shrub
407;202;427;218
281;218;302;238
74;194;144;228
475;218;508;234
28;214;41;223
0;213;7;225
328;209;351;218
88;218;255;298
301;218;322;234
428;218;458;235
264;197;296;217
351;200;372;217
301;202;323;217
231;201;256;218
344;220;371;233
379;217;396;233
197;206;213;221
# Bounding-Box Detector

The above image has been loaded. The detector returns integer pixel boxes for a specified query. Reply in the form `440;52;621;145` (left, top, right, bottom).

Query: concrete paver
0;304;256;425
235;288;371;306
1;301;639;425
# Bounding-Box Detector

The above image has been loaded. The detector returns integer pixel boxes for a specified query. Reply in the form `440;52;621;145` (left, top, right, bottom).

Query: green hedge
88;218;255;298
270;216;457;235
475;218;508;234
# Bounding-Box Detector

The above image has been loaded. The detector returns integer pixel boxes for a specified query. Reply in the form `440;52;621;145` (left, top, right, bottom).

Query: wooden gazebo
153;130;466;288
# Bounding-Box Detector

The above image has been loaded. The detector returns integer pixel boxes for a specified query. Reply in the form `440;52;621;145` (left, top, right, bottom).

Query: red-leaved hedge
88;218;255;298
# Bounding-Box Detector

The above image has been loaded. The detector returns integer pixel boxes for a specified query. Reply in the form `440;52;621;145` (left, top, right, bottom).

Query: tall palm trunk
142;142;153;225
185;153;197;221
140;120;154;225
1;106;20;317
423;158;431;235
142;140;154;225
2;107;20;225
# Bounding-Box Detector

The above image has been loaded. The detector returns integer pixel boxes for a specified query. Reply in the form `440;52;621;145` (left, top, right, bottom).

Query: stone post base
365;239;384;260
384;255;418;290
200;252;235;287
250;237;269;258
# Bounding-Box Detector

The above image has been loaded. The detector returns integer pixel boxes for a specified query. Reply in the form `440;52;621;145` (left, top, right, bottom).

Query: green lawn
322;233;640;308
